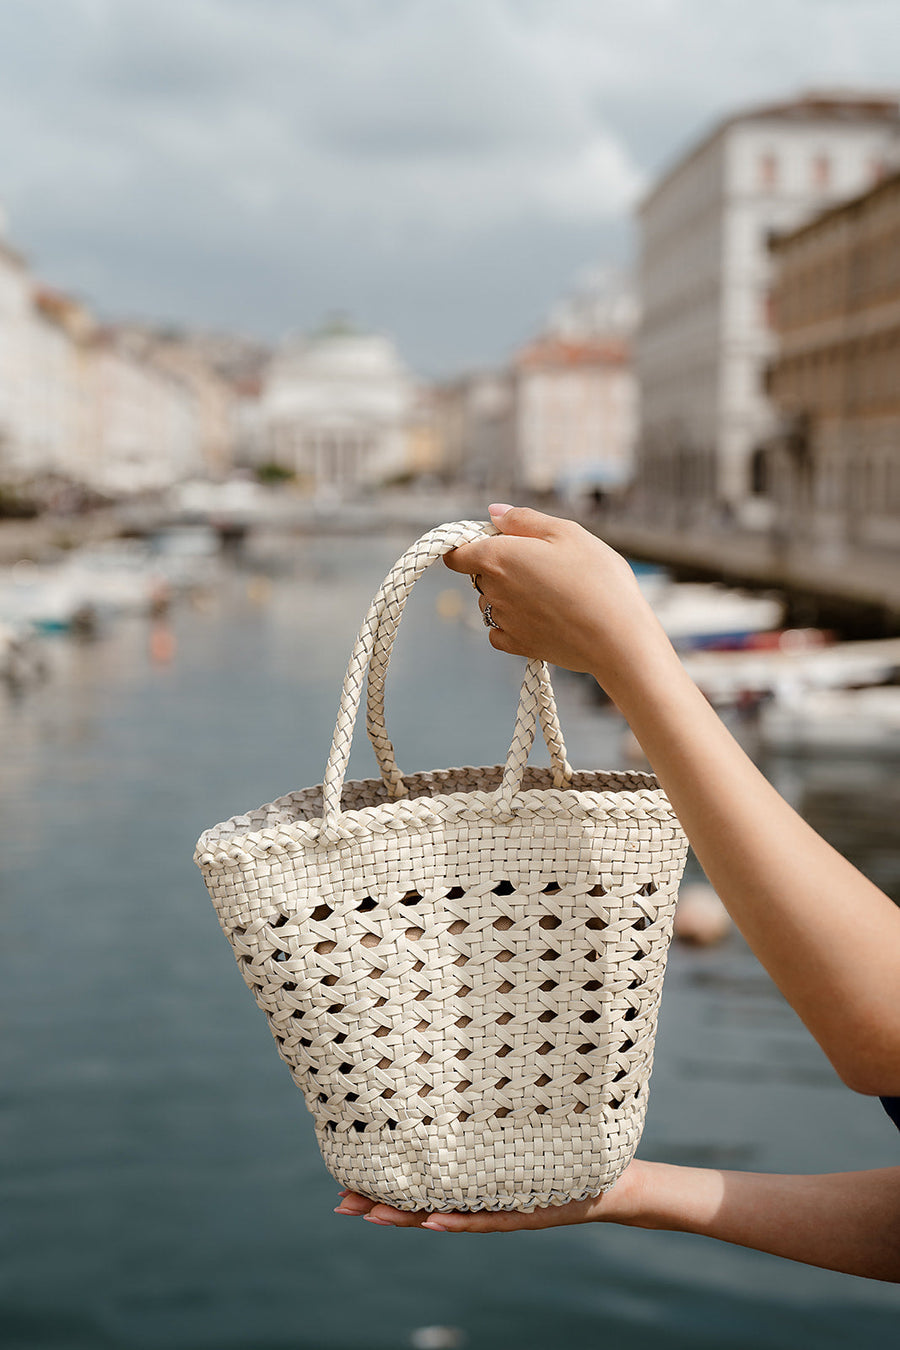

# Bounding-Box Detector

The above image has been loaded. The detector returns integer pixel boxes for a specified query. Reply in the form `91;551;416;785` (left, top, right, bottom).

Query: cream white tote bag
195;521;688;1212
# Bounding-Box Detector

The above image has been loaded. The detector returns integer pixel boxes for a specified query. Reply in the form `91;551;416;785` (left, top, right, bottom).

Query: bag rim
195;764;683;870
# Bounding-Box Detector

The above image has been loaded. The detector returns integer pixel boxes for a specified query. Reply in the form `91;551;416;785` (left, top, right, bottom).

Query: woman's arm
445;506;900;1095
335;1163;900;1283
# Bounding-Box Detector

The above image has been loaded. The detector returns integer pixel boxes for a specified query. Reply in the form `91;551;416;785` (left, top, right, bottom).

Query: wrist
590;1157;654;1225
589;626;684;722
608;1160;726;1234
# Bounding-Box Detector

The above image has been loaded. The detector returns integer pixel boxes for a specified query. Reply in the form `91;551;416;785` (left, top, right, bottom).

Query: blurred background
2;2;900;1347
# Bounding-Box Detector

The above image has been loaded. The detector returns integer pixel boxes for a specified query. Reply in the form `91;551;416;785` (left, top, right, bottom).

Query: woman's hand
334;1159;646;1232
334;1160;900;1281
444;505;676;698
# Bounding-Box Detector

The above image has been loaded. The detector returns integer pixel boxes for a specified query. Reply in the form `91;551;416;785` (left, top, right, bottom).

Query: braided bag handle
364;522;572;797
321;521;573;835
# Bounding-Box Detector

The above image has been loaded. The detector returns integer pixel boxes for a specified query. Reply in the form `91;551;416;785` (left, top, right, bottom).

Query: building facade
514;335;635;501
636;92;900;529
88;333;198;496
432;371;516;493
260;324;418;496
0;235;33;480
0;208;244;498
766;166;900;558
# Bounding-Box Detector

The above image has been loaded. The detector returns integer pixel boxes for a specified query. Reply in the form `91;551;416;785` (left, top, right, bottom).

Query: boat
758;684;900;755
0;620;47;687
0;560;93;633
0;541;168;632
646;581;784;651
681;636;900;707
55;540;170;617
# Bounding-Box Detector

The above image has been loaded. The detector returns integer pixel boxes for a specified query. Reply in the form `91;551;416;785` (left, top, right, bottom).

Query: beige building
24;289;95;485
0;205;242;496
112;325;237;481
636;92;900;530
432;371;516;493
0;234;34;480
86;331;198;496
766;166;900;557
514;336;635;501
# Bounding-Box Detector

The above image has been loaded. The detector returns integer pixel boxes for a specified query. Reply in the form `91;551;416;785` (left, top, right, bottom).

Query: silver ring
483;603;500;630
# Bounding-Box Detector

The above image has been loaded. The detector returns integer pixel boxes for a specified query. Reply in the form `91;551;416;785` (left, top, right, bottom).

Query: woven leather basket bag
195;521;688;1213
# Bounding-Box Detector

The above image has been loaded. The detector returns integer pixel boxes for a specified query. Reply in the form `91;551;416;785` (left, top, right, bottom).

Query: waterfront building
23;289;95;486
404;386;444;480
260;321;418;495
432;371;516;493
636;91;900;530
513;334;635;502
766;165;900;559
231;374;265;472
0;227;34;482
87;332;197;496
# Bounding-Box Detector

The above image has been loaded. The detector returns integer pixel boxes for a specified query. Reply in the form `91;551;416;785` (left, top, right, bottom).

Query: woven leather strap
322;521;573;832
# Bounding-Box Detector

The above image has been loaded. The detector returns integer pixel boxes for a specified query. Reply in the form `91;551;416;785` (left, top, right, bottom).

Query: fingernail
333;1206;357;1215
364;1215;395;1226
421;1220;449;1231
488;503;513;518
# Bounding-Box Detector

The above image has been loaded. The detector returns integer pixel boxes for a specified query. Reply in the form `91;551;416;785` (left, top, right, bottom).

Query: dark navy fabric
880;1097;900;1131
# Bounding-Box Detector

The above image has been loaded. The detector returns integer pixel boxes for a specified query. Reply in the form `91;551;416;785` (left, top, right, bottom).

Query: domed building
261;319;417;497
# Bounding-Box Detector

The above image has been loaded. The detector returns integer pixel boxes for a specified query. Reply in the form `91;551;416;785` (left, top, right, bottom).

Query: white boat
56;540;170;617
0;560;92;632
0;542;168;631
648;581;784;650
681;637;900;707
759;684;900;755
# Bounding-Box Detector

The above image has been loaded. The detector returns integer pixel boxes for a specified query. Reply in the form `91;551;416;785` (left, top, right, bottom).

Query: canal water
2;532;899;1350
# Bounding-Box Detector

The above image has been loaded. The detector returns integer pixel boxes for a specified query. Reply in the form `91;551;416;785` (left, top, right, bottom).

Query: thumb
488;504;561;540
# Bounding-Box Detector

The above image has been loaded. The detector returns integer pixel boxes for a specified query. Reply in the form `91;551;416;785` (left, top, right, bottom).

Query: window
759;152;778;191
750;446;769;496
812;153;831;190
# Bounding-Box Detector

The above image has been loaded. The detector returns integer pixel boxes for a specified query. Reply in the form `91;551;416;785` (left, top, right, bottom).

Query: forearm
599;632;900;1094
620;1160;900;1282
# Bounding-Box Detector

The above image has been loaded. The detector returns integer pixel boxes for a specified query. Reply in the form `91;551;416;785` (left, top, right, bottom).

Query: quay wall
584;513;900;637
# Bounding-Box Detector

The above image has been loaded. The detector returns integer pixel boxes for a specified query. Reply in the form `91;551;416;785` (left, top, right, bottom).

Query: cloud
0;0;896;371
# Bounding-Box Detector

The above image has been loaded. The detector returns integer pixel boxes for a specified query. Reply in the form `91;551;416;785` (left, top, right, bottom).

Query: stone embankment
0;511;123;565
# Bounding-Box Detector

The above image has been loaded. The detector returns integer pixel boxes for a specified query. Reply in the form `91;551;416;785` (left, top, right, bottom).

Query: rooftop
515;335;630;370
640;89;900;213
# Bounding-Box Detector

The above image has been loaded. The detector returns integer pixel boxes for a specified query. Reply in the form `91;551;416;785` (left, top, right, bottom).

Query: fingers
334;1192;439;1227
442;537;494;575
444;506;564;578
490;506;563;540
333;1190;376;1216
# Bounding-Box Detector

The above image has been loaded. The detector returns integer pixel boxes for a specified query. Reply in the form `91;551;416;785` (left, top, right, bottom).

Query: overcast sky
0;0;896;374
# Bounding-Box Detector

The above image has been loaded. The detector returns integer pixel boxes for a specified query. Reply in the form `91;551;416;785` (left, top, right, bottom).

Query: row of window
770;326;900;413
756;151;885;193
776;233;900;326
769;445;900;515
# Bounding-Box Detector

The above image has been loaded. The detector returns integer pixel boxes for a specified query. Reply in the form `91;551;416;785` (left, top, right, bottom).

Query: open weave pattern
195;522;689;1212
